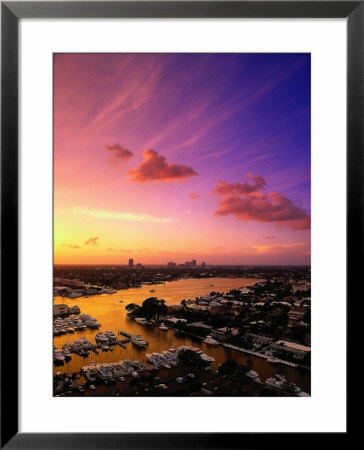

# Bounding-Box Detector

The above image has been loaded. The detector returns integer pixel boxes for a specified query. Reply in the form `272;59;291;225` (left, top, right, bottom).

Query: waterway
53;277;310;393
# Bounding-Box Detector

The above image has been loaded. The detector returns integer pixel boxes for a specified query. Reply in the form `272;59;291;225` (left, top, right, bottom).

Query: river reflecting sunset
53;277;310;393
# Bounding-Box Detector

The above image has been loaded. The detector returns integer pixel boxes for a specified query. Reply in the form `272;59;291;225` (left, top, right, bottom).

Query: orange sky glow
54;54;311;265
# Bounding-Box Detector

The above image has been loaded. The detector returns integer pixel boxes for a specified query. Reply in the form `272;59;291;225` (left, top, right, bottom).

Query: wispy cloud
84;237;99;246
251;242;308;253
73;207;178;224
189;192;201;200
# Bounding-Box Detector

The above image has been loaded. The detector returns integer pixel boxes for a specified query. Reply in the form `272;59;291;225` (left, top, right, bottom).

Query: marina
53;277;310;394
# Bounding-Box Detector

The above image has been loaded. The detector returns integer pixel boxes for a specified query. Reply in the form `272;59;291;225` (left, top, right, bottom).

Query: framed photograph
1;1;357;448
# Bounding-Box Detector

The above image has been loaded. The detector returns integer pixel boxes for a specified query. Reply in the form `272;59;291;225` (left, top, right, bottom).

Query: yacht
84;320;101;329
203;335;219;346
246;370;262;383
68;292;83;298
110;362;126;378
200;353;215;363
95;332;109;344
267;358;280;364
53;348;65;364
135;318;147;325
104;330;117;341
82;365;98;382
159;323;168;331
96;363;113;379
131;335;148;347
103;288;117;294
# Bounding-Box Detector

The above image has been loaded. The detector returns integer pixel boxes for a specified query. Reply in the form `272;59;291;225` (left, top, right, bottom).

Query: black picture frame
1;1;358;448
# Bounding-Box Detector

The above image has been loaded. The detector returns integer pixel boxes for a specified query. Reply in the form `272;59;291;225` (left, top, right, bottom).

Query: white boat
82;365;97;381
159;323;168;330
68;292;83;298
267;358;280;364
96;363;113;379
200;353;215;363
210;301;222;307
246;370;260;379
95;332;108;344
103;288;117;294
203;335;219;346
135;318;147;325
104;330;117;341
131;335;148;347
54;348;65;363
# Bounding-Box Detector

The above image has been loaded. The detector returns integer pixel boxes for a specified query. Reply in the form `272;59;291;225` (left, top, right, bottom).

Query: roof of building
277;340;311;352
166;317;187;324
186;322;212;329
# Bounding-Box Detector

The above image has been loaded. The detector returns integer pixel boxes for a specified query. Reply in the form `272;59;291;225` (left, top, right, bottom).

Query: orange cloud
84;237;99;246
128;149;198;182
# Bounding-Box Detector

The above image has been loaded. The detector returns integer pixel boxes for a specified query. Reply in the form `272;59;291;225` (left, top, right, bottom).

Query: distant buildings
128;258;134;268
168;259;200;267
184;259;197;267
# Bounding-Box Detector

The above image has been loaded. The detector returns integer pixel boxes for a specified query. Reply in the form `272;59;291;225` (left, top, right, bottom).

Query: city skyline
54;53;311;265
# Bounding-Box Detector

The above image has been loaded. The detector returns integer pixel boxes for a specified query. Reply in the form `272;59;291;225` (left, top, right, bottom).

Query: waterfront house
212;327;239;340
274;340;311;360
243;332;274;347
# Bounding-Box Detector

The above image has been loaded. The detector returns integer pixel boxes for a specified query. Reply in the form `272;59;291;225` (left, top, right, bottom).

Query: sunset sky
54;53;310;265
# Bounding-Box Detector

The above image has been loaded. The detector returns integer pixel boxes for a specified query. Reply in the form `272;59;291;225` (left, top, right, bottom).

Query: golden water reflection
53;277;310;393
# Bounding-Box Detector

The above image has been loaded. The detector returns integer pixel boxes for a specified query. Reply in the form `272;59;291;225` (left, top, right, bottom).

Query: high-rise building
128;258;134;267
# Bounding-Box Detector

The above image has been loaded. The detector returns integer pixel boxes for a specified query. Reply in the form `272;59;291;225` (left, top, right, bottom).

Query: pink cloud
189;192;201;200
106;143;133;160
128;149;198;182
213;172;266;196
265;235;275;240
213;174;310;230
84;237;99;246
